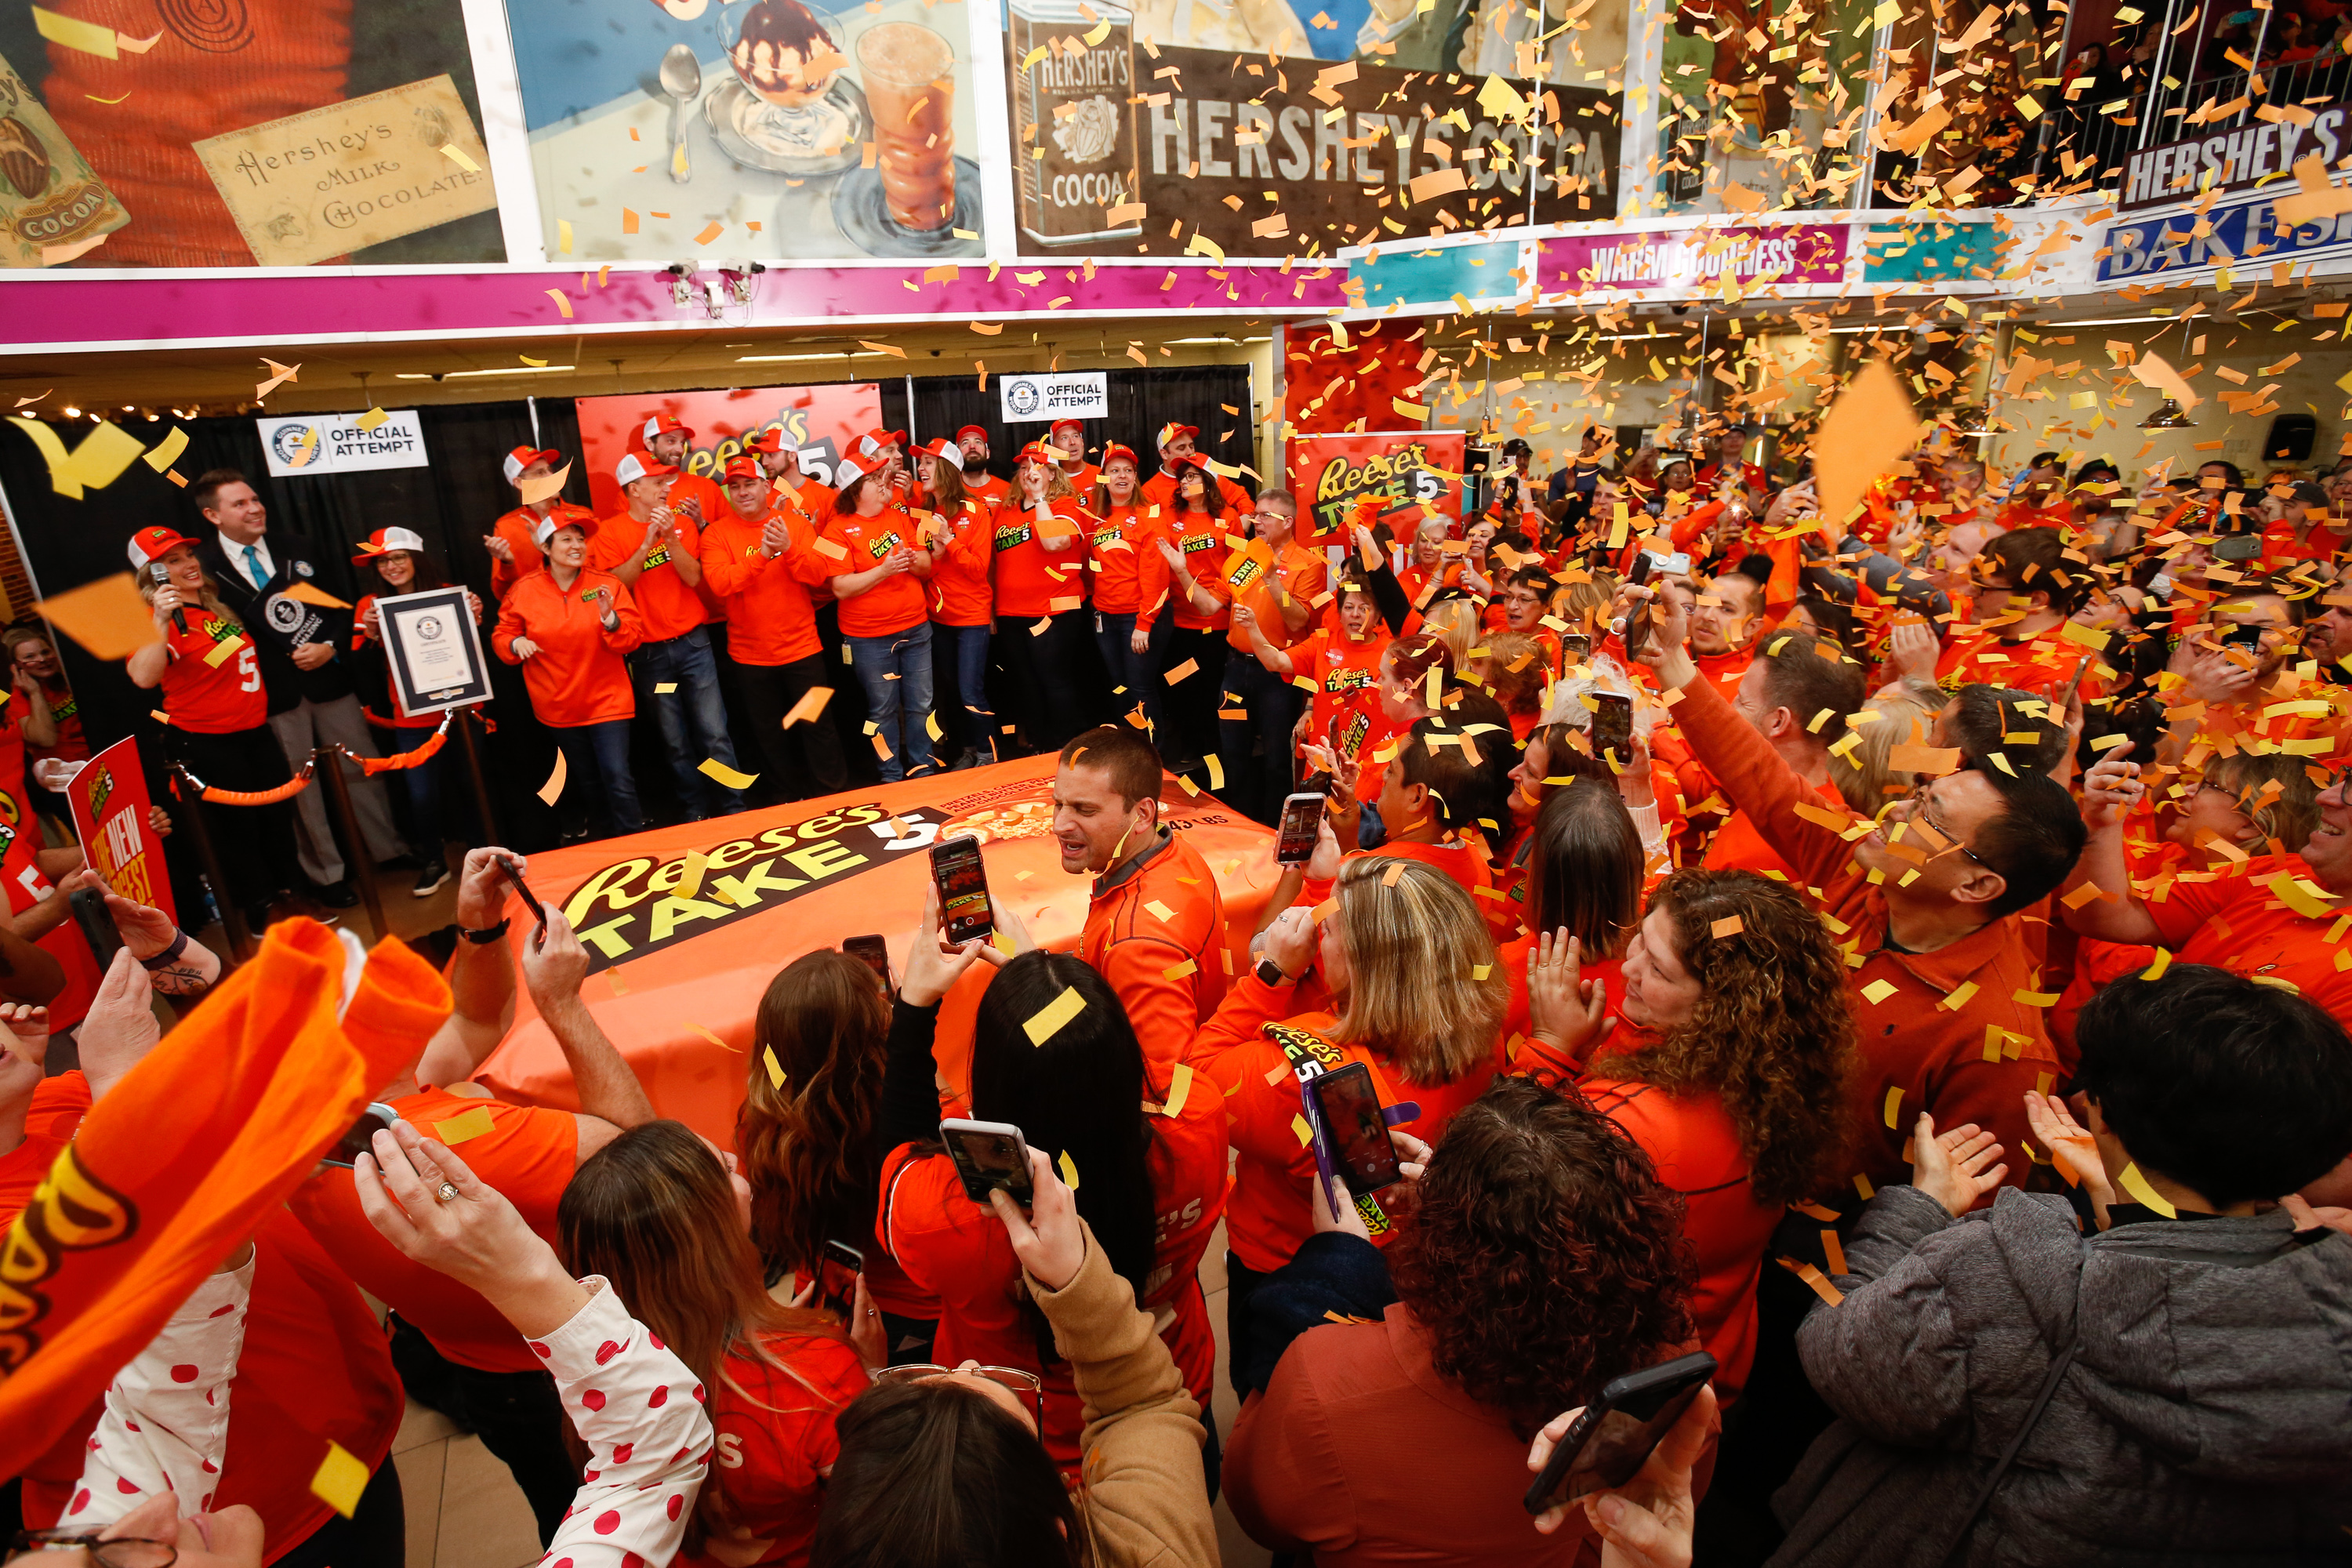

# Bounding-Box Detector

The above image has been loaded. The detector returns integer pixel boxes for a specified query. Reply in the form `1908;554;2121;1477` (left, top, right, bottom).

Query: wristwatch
1254;957;1295;988
458;916;511;946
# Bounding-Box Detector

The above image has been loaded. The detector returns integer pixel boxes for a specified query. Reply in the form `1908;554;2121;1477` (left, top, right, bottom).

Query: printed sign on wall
999;372;1107;423
255;412;429;477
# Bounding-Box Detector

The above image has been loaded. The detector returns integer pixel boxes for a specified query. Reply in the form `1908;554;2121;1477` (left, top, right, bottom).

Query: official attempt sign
67;736;173;922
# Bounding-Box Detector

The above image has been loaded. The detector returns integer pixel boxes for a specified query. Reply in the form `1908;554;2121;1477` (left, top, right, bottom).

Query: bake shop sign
1000;372;1109;424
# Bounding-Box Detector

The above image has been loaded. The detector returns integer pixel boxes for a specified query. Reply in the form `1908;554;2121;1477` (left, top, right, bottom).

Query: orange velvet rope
194;766;315;806
354;727;448;775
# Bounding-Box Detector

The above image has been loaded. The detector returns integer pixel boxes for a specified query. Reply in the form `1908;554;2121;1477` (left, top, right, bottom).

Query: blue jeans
554;719;642;837
1218;655;1305;826
631;626;745;818
847;622;938;781
935;620;996;757
1094;611;1161;732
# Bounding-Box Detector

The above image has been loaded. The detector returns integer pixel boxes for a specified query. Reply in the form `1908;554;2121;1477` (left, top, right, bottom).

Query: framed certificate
376;586;491;717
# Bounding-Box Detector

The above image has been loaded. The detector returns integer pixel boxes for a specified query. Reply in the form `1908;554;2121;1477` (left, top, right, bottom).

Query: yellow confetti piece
764;1047;787;1091
1160;1062;1194;1118
1778;1257;1844;1306
653;682;677;694
1163;658;1200;684
926;710;943;742
1162;956;1198;981
1144;898;1178;923
142;426;187;471
1058;1149;1081;1189
31;4;116;56
439;143;481;172
544;289;573;318
1023;985;1087;1047
1710;916;1744;938
430;1105;497;1146
1853;1173;1875;1201
1882;1086;1903;1129
2012;989;2060;1007
675;849;710;902
1291;1112;1315;1147
1861;978;1898;1006
310;1440;368;1519
353;407;389;433
2117;1161;2178;1218
1941;981;1980;1013
1820;1229;1849;1277
1205;754;1225;791
699;757;758;791
202;635;248;668
1471;963;1491;981
2267;869;2336;920
686;1022;735;1052
536;750;567;806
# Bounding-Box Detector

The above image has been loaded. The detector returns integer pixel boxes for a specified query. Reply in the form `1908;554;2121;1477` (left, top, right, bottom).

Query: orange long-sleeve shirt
818;506;931;638
989;497;1090;619
588;510;706;643
1078;828;1232;1098
1136;510;1234;633
1228;539;1329;657
699;503;824;666
924;499;997;627
492;567;644;728
1087;503;1160;616
1671;672;2056;1191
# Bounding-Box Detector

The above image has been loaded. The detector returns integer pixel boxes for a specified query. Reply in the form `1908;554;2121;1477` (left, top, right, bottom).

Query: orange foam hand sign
0;922;448;1473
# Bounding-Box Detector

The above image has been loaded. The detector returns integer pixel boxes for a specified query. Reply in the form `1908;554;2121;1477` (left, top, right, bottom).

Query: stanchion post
455;705;500;848
317;746;389;942
170;764;254;960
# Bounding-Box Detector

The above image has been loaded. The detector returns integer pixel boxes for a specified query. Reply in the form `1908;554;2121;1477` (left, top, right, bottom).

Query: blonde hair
1559;574;1617;637
1831;692;1936;815
1019;457;1074;503
1421;597;1483;671
1332;857;1505;1086
134;564;243;633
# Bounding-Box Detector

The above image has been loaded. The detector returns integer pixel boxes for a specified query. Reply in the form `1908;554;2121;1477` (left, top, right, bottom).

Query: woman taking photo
1136;458;1233;773
822;450;938;781
8;626;84;837
1497;777;1644;1064
1529;866;1857;1405
913;439;997;770
123;526;307;933
561;1119;876;1568
873;892;1226;1478
1189;857;1502;1384
1224;1076;1696;1563
1091;443;1160;731
811;1146;1219;1568
739;947;938;1364
492;513;648;837
990;442;1091;753
352;526;480;897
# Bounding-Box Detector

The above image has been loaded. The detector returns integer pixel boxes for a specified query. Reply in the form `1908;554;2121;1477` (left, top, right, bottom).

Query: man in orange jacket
484;445;593;600
1054;724;1230;1098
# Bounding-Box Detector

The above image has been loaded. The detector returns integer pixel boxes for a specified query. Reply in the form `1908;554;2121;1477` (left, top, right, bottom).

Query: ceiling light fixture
393;365;578;379
735;350;898;363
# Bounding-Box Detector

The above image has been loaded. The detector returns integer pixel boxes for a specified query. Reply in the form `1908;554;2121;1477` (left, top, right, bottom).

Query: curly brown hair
1387;1077;1694;1440
738;949;891;1282
1591;869;1858;1206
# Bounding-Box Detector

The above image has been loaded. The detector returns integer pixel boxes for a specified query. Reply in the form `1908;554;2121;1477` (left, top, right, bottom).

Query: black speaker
2264;414;2317;463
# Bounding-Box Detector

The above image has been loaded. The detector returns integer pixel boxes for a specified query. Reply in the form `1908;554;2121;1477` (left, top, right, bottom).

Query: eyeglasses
871;1363;1045;1428
9;1533;177;1568
1912;792;1990;869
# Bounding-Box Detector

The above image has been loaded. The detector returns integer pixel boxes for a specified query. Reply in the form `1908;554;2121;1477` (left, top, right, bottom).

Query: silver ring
434;1181;459;1203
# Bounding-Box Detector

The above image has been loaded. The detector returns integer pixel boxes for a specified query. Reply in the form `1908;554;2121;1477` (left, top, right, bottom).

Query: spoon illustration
660;44;701;184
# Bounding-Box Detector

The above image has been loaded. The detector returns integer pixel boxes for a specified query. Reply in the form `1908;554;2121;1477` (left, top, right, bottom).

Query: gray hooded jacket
1769;1184;2352;1567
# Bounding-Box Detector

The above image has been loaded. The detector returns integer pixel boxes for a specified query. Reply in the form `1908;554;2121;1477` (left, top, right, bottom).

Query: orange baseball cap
126;526;197;569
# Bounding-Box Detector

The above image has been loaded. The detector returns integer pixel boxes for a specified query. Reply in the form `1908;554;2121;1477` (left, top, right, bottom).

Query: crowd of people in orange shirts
5;411;2352;1568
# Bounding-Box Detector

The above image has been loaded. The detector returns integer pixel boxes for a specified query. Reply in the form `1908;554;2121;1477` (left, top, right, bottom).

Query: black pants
164;723;307;913
389;1316;577;1548
271;1451;404;1568
994;611;1091;753
735;655;848;801
1219;656;1305;825
1159;627;1228;768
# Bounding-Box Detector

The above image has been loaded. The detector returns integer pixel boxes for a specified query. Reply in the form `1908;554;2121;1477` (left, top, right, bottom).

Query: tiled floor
392;1221;1276;1568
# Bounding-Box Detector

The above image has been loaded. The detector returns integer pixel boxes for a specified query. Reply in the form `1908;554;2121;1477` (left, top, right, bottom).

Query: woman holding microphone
492;514;648;837
124;525;308;934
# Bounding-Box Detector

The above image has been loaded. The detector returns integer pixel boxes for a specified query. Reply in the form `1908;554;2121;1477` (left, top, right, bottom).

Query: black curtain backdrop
0;365;1264;902
902;366;1259;491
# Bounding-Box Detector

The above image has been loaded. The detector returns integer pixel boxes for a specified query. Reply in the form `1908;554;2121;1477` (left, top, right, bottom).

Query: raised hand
1910;1112;2007;1217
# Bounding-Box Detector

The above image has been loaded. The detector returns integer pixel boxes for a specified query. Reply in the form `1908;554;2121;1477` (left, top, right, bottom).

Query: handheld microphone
149;561;187;635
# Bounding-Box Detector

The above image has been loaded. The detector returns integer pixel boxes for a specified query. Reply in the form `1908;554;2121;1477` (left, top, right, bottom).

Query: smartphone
1591;692;1635;760
322;1103;401;1169
68;887;122;972
495;856;548;949
2216;620;2269;656
1305;1062;1402;1198
2212;532;2263;562
930;835;993;946
1641;549;1692;578
1275;792;1327;866
1561;633;1592;660
2059;654;2092;710
1523;1352;1719;1515
816;1236;866;1315
841;934;892;989
822;1238;866;1272
940;1118;1035;1205
1625;550;1655;658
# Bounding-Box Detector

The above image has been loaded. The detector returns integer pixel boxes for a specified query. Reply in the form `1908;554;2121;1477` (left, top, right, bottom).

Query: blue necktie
242;545;267;590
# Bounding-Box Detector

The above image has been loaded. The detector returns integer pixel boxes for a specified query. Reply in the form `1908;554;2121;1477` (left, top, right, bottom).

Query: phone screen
1524;1352;1717;1515
1625;553;1654;657
942;1121;1033;1204
323;1105;399;1169
931;837;993;945
1274;793;1327;866
842;935;891;988
495;857;548;944
1561;633;1592;661
1591;693;1635;760
68;888;122;973
1308;1063;1400;1197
